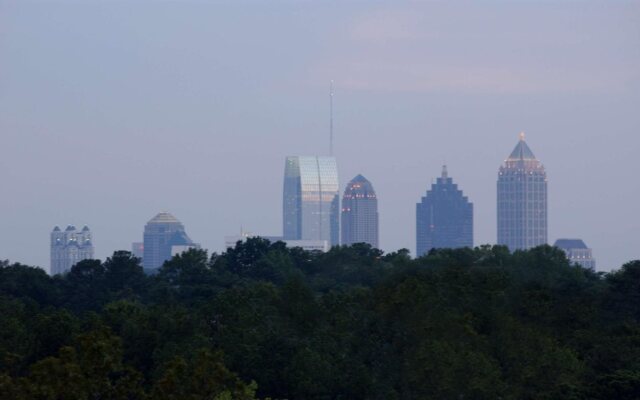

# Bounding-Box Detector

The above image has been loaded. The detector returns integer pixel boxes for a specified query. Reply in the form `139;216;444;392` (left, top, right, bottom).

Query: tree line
1;240;639;399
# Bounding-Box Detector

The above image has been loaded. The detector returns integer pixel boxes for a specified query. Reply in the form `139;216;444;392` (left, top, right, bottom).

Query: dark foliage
0;243;639;399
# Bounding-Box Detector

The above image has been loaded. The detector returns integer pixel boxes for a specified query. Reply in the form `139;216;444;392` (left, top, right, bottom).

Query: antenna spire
329;80;334;156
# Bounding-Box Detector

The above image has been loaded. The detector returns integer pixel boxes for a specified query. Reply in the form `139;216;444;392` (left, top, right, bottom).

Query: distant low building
554;239;596;269
50;225;94;275
224;233;330;252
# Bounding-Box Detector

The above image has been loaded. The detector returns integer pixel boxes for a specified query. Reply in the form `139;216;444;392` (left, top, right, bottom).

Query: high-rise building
50;225;94;275
142;212;198;270
416;166;473;256
554;239;596;270
497;133;548;251
283;156;339;246
341;174;379;248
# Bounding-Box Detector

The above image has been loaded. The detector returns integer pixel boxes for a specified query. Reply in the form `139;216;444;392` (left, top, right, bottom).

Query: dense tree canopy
1;240;639;399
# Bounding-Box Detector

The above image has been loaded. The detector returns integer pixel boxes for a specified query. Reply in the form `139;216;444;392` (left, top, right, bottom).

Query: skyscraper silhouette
341;174;379;248
497;133;547;251
50;225;94;275
143;212;196;270
283;156;339;246
416;166;473;256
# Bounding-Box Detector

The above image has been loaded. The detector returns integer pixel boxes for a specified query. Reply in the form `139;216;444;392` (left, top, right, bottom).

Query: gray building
283;156;339;246
50;225;94;275
143;212;197;270
416;166;473;256
497;133;548;251
341;174;379;248
554;239;596;270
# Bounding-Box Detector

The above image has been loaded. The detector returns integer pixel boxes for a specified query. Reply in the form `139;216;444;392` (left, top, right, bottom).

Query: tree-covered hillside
1;240;639;399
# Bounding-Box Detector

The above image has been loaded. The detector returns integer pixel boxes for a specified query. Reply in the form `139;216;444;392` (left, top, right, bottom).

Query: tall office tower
143;212;197;270
341;174;379;248
416;166;473;256
554;239;596;270
497;133;548;251
50;225;94;275
283;156;340;246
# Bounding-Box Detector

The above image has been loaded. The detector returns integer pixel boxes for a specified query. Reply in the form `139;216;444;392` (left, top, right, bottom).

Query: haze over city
1;1;639;271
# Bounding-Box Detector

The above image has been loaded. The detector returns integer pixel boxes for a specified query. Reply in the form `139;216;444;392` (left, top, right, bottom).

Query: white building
50;225;94;275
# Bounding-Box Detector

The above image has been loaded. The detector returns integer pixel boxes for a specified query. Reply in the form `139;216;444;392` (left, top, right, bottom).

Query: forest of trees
1;240;639;399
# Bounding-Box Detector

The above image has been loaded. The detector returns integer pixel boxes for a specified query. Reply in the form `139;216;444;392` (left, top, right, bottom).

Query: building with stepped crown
497;133;548;251
283;156;340;246
416;166;473;256
554;239;596;270
143;212;199;270
50;225;94;275
341;174;379;248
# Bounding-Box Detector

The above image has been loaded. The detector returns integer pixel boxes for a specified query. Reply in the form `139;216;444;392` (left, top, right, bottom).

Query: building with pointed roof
50;225;94;275
416;166;473;256
497;133;548;251
142;212;198;270
341;174;379;248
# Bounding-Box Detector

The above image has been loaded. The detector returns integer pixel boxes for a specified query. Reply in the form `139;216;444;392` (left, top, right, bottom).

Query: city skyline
1;2;638;271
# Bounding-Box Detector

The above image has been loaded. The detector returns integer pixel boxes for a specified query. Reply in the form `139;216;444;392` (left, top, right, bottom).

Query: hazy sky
1;1;639;272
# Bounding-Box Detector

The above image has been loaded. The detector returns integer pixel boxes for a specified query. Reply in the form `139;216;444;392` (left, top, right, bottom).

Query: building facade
341;174;379;248
416;166;473;256
143;212;197;270
497;133;548;251
283;156;339;246
554;239;596;270
50;225;94;275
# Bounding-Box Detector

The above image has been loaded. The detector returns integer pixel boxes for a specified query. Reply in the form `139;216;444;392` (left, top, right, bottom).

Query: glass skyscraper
283;156;339;246
497;133;547;251
341;174;379;248
416;166;473;256
143;212;197;270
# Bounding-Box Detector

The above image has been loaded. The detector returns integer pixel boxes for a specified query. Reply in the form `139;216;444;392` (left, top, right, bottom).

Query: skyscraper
497;133;548;251
283;156;339;246
554;239;596;270
143;212;197;270
50;225;94;275
341;174;379;248
416;166;473;256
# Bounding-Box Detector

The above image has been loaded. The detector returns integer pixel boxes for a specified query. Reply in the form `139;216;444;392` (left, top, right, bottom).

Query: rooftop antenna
329;80;334;156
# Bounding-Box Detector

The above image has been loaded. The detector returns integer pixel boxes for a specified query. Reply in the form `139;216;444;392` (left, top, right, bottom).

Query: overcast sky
1;1;639;272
